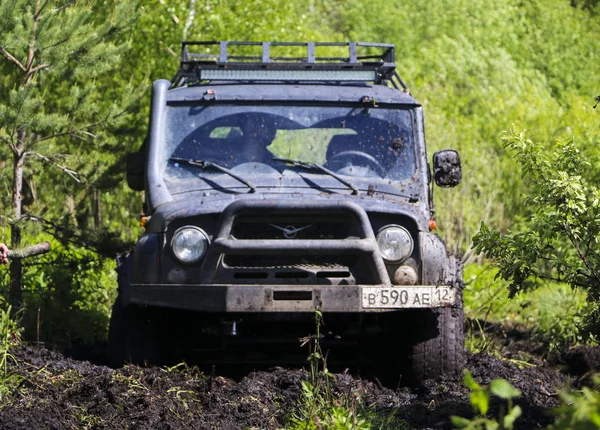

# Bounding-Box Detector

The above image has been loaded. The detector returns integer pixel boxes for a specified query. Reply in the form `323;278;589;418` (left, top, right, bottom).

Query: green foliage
473;130;600;316
0;235;117;348
0;0;143;251
288;309;406;430
0;303;21;377
464;263;593;352
0;302;23;402
452;370;521;430
288;309;363;429
548;377;600;429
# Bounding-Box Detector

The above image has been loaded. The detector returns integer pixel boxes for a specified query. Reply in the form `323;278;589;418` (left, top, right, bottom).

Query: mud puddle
0;343;574;429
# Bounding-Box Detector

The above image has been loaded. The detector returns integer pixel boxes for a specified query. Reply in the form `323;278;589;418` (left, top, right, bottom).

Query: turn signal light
429;219;437;231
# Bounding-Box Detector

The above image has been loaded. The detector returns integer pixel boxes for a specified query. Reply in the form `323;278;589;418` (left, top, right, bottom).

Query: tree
0;0;138;305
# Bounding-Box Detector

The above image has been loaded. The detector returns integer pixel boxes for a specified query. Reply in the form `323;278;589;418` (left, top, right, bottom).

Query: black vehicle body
110;42;464;381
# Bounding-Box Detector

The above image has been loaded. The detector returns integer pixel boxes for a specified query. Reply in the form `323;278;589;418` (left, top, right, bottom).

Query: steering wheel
326;150;386;177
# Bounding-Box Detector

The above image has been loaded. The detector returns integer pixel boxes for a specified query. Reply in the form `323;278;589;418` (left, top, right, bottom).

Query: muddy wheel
408;254;465;382
107;296;161;367
409;305;465;382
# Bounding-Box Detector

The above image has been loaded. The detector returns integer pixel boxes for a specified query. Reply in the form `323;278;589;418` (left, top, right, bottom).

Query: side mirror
126;152;146;191
433;149;461;187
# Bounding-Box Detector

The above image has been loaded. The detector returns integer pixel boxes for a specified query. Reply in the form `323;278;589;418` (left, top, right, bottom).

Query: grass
0;303;23;402
286;309;409;430
463;262;595;356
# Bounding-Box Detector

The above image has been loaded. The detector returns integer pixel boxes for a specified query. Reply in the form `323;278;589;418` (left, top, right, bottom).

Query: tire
107;295;160;367
409;305;465;382
409;255;465;382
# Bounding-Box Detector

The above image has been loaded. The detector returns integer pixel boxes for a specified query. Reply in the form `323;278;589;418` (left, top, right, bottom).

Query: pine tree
0;0;138;305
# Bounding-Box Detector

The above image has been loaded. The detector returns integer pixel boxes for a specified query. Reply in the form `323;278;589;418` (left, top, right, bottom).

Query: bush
464;263;593;351
0;237;117;350
473;128;600;337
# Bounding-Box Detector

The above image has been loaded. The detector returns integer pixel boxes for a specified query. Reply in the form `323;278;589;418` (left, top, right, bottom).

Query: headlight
376;225;413;262
171;226;210;264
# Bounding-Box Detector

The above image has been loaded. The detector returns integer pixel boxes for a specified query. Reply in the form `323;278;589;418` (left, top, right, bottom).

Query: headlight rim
171;226;210;264
376;224;414;263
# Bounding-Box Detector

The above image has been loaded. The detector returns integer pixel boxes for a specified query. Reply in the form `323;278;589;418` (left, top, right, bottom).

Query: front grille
204;200;388;285
231;218;350;240
224;255;357;269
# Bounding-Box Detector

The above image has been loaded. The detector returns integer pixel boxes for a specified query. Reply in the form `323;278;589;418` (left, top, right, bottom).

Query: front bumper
127;284;457;312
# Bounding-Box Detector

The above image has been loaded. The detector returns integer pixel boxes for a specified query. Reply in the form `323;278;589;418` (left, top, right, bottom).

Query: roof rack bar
349;42;357;64
307;42;315;64
219;41;227;63
262;42;270;63
172;41;406;88
181;43;189;62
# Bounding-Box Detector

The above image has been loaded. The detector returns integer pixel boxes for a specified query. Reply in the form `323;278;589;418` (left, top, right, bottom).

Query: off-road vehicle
110;41;464;382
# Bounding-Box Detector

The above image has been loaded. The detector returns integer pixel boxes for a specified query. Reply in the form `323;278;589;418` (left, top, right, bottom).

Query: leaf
502;405;522;429
490;379;521;399
470;389;490;416
450;416;472;428
463;370;481;391
484;421;499;430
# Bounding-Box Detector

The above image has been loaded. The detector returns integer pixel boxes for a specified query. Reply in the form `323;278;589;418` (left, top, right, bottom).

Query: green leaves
548;378;600;429
452;370;522;430
474;129;600;309
464;371;490;416
489;380;521;400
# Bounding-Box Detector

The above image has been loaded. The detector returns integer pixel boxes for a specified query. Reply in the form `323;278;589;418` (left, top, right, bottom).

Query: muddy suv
109;41;464;382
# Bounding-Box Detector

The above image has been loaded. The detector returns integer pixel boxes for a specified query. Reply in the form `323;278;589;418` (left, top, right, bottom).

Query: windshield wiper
170;157;256;193
273;157;359;195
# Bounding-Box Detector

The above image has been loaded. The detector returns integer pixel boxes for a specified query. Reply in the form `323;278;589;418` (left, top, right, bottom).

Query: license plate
361;286;455;308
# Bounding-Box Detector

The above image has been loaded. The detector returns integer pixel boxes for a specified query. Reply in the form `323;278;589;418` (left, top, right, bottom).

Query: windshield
162;104;416;190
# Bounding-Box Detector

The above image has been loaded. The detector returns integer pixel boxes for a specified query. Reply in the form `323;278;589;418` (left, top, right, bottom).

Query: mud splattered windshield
162;104;416;189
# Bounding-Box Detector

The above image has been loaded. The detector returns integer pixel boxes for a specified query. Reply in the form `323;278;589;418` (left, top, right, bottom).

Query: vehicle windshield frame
150;100;423;203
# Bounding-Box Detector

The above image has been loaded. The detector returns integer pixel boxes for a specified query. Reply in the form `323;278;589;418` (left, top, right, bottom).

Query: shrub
473;128;600;337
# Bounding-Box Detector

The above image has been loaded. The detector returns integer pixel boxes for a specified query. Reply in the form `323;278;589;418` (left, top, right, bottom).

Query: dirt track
0;343;578;429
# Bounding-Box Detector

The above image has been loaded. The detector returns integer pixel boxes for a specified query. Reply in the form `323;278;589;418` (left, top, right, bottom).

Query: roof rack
171;41;408;91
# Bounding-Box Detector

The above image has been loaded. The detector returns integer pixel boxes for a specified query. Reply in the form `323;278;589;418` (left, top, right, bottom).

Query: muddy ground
1;332;595;430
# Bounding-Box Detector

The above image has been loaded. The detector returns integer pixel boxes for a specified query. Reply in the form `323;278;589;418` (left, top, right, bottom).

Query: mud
0;344;575;429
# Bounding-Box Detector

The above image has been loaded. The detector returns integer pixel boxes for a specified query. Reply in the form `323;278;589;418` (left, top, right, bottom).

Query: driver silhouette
233;117;276;164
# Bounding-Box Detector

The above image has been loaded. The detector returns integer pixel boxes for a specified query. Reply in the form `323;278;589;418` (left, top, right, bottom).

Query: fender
419;232;455;286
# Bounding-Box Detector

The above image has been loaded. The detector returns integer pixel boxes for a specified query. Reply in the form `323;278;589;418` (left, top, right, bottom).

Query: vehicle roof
165;82;420;106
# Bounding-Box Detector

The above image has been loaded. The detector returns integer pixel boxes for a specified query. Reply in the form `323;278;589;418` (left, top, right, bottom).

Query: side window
209;126;243;139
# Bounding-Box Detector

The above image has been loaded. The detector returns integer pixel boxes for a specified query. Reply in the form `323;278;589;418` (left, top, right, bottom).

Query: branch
25;62;49;79
563;223;600;283
25;152;83;183
40;36;70;52
0;47;26;72
158;0;180;23
0;135;18;154
26;0;41;71
9;85;33;154
33;120;104;144
34;0;51;21
183;0;197;40
21;213;97;253
7;242;50;259
32;104;129;145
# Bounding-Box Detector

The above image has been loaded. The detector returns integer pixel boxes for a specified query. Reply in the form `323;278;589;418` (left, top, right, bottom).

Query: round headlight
376;225;413;262
171;227;209;264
